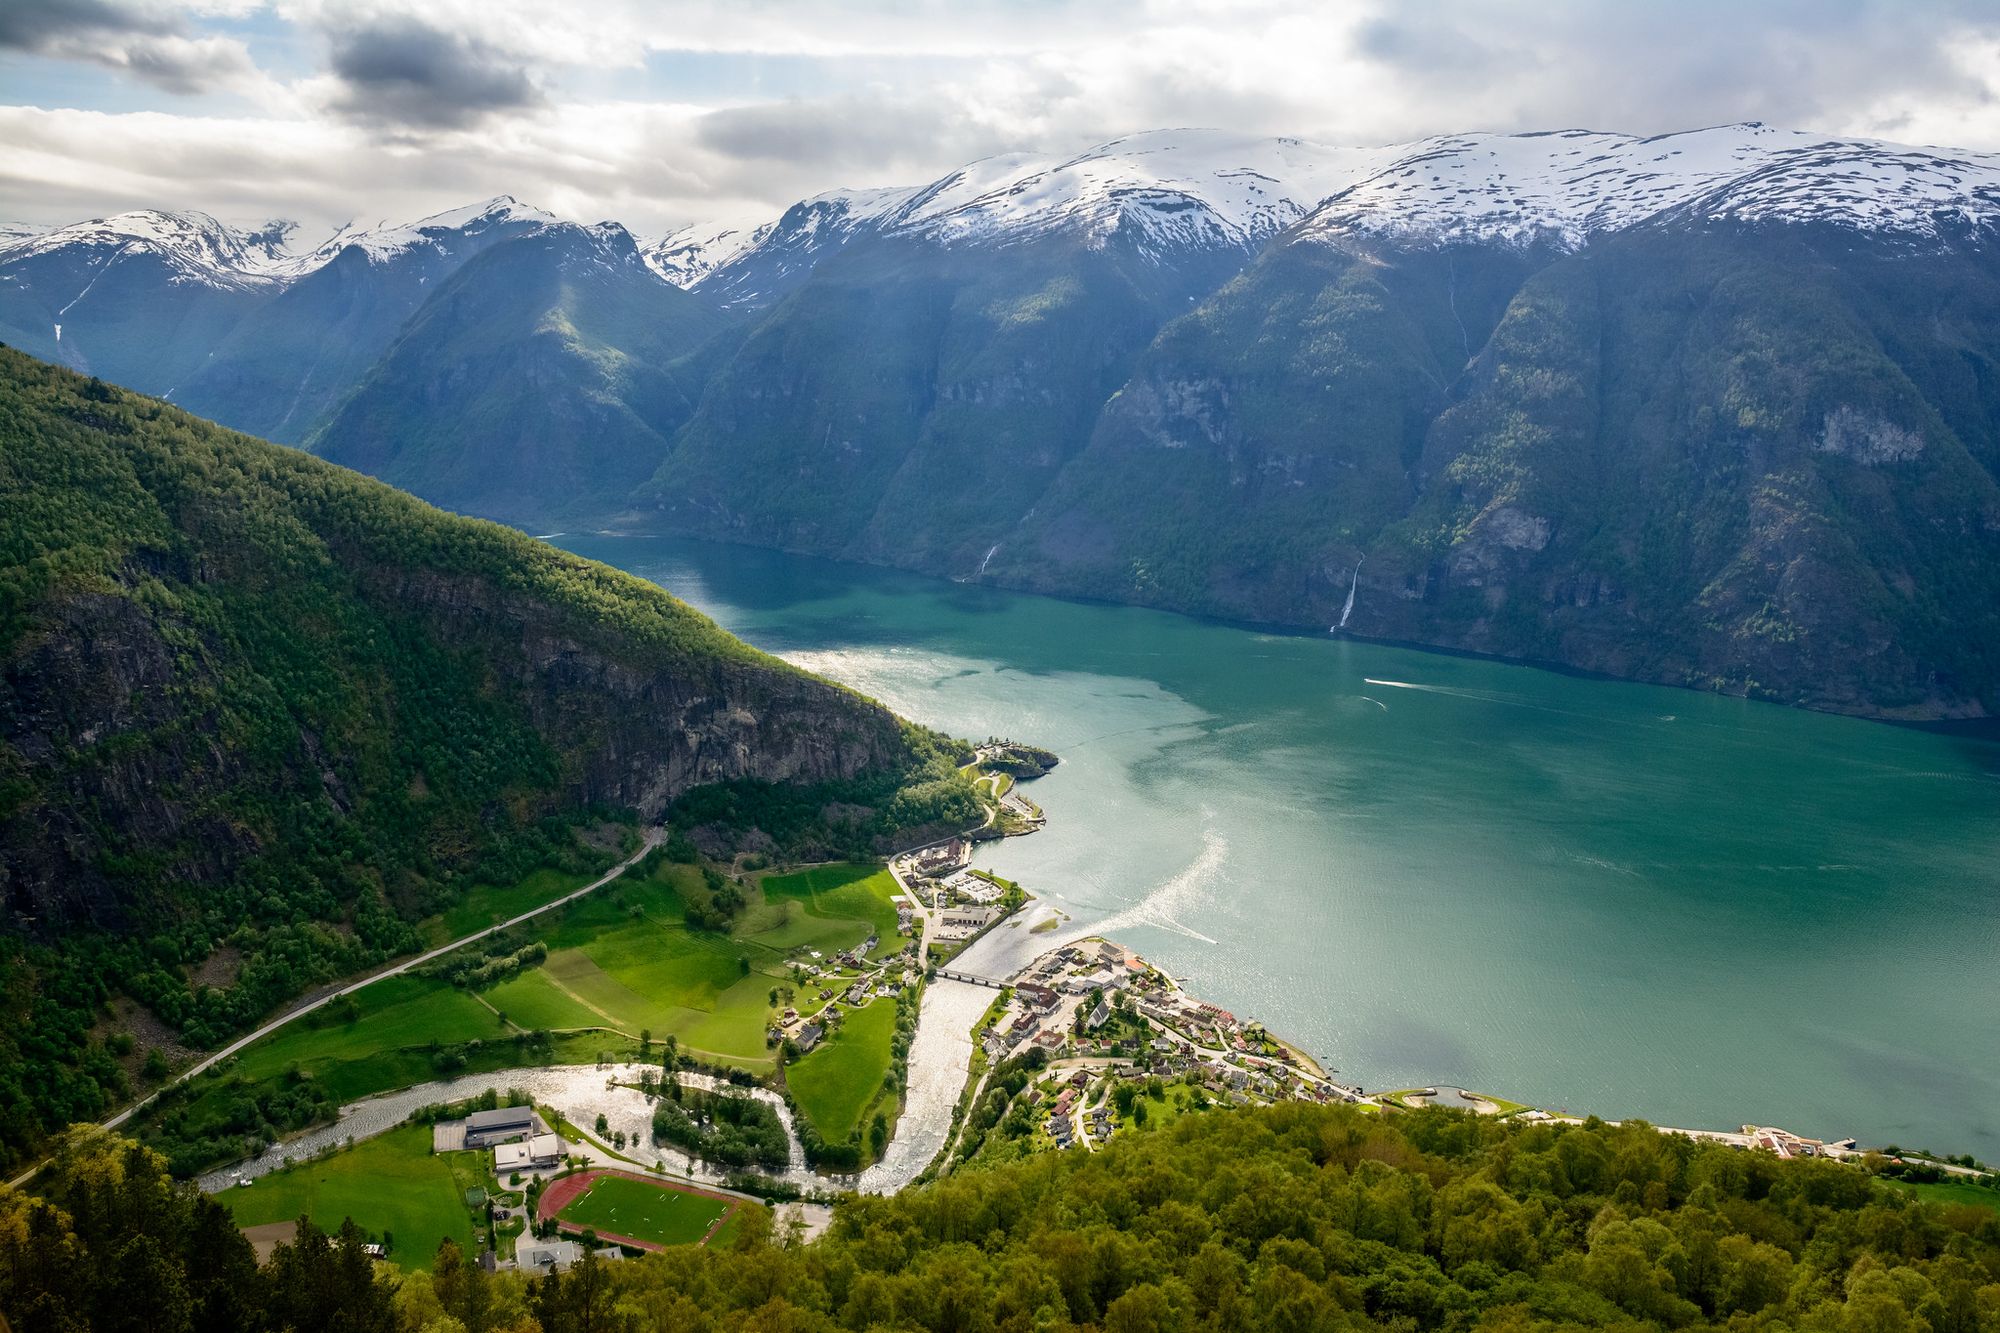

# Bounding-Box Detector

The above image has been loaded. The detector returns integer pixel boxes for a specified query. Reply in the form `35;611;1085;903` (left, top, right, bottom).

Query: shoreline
194;752;1992;1205
922;766;1990;1181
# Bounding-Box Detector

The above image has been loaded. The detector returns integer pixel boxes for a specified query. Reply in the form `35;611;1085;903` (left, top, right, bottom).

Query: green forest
0;348;978;1170
7;1101;2000;1333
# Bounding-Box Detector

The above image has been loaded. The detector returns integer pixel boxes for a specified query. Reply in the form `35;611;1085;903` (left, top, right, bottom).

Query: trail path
8;832;662;1188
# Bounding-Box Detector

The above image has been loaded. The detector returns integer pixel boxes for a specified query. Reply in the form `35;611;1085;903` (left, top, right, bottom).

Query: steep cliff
1001;225;2000;718
0;347;970;1162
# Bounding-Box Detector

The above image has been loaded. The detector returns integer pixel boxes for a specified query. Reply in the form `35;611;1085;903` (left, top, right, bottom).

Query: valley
12;6;2000;1327
10;123;2000;720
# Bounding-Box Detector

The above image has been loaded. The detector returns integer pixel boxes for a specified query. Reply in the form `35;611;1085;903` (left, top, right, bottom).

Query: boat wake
1097;825;1225;945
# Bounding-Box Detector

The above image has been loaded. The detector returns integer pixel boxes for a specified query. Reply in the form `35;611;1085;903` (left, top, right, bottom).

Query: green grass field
1886;1178;2000;1212
1116;1081;1207;1134
786;997;899;1145
557;1174;730;1246
187;858;906;1154
221;1125;478;1270
759;864;903;959
229;974;506;1101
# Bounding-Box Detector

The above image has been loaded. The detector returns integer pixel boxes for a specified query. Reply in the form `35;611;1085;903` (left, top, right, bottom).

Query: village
968;935;1376;1153
193;739;1922;1279
882;812;1383;1157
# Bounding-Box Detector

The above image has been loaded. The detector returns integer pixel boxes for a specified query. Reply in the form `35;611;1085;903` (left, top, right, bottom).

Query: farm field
550;1171;732;1247
786;996;899;1145
228;973;507;1101
759;865;903;960
1885;1178;2000;1213
221;1124;479;1269
189;857;907;1130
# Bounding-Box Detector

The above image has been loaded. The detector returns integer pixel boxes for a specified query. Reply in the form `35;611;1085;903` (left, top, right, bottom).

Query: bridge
935;968;1008;990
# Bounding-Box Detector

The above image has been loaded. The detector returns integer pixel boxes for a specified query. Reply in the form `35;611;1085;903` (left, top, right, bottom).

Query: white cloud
2;0;1998;236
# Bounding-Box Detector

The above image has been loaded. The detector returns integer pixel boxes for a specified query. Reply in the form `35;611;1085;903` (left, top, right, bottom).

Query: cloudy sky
3;0;1999;242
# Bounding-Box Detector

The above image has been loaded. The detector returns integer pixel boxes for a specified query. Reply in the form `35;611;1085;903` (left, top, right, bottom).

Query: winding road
8;830;662;1187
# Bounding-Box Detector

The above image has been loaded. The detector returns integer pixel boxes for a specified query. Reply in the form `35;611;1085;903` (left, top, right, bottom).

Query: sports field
544;1170;734;1248
222;1124;479;1269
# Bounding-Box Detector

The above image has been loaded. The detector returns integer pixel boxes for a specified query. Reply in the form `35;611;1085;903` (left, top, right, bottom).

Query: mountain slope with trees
0;348;977;1168
6;1102;1998;1332
11;126;2000;717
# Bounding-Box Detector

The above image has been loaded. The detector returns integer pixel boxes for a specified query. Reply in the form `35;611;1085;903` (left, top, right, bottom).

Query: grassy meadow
1884;1177;2000;1213
221;1124;481;1269
188;859;907;1131
419;866;602;947
785;995;900;1145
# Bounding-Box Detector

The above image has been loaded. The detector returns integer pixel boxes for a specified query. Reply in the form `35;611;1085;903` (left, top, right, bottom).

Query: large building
463;1105;539;1148
494;1133;565;1173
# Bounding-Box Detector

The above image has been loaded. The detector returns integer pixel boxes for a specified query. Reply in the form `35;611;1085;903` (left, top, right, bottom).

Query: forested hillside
0;348;977;1166
7;1103;1998;1332
311;224;731;521
994;224;2000;718
13;129;2000;716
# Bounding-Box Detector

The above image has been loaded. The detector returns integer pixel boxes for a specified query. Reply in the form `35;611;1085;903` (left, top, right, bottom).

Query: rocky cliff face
368;565;907;819
2;588;257;930
0;348;923;940
991;227;2000;719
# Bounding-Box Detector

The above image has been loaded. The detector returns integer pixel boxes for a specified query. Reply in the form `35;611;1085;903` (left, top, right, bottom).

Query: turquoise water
561;534;2000;1156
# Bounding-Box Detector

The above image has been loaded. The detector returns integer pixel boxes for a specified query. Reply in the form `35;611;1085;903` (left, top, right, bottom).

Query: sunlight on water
563;534;2000;1155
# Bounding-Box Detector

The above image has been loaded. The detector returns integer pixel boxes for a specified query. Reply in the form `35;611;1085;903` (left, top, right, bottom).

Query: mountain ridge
9;121;2000;720
0;346;978;1164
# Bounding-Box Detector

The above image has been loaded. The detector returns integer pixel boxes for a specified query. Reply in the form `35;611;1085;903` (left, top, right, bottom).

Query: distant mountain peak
641;123;2000;304
291;196;560;273
0;208;306;289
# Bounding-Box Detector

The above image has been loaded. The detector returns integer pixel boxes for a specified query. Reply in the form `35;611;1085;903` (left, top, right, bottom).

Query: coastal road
10;829;663;1187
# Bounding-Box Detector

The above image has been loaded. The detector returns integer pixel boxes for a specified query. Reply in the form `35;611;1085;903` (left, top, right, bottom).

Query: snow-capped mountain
641;130;1365;303
1295;124;2000;246
7;122;2000;720
0;209;303;290
20;122;1999;310
279;196;560;275
647;124;2000;304
643;188;917;307
0;196;561;293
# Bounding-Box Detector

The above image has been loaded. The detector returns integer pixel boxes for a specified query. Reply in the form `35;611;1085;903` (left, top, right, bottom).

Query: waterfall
53;324;61;342
1336;556;1363;630
976;542;1002;576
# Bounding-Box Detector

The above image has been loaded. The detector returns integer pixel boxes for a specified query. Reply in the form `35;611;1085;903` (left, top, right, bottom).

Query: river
557;533;2000;1158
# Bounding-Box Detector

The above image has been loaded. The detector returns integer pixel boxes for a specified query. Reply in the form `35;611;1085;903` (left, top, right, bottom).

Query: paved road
10;830;662;1188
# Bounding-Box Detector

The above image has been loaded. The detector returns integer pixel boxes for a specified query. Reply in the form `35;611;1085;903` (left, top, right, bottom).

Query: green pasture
759;864;903;959
229;974;505;1101
222;1125;478;1270
556;1174;730;1247
786;997;899;1145
202;858;903;1124
1885;1178;2000;1213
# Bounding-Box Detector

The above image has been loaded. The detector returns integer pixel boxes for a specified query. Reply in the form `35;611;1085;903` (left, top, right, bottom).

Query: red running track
534;1168;741;1252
